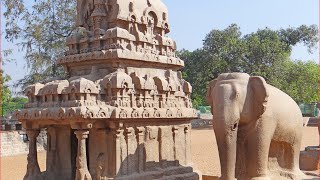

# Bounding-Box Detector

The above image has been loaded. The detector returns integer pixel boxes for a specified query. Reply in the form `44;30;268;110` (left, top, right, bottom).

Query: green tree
0;72;28;117
3;0;76;88
1;72;12;116
180;24;318;105
2;97;28;117
178;49;212;107
271;60;318;104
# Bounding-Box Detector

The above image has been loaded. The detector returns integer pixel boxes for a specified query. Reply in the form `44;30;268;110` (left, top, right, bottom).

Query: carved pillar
172;126;179;166
145;127;160;170
110;129;124;176
184;125;191;165
24;129;42;180
136;127;145;173
75;130;92;180
173;126;184;166
120;128;128;176
159;126;175;168
125;127;138;175
105;128;113;177
113;128;124;176
47;127;57;175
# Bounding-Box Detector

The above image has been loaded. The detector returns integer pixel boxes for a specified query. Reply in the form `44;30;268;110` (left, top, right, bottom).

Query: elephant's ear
206;79;218;106
248;76;269;119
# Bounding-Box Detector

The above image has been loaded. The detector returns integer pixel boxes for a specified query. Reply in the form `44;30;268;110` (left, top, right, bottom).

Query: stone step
300;146;320;171
306;117;319;127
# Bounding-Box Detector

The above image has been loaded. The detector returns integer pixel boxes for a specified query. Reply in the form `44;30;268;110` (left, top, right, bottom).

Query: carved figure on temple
96;153;106;180
146;12;156;36
76;0;94;27
17;0;199;179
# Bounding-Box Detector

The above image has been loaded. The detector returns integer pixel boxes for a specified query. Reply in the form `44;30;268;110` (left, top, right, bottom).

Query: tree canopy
1;72;12;107
3;0;76;87
271;60;318;104
0;72;28;117
179;24;318;107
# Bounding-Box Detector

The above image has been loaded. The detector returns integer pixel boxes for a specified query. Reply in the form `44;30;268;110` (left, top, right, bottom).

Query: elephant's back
268;85;301;115
267;85;303;141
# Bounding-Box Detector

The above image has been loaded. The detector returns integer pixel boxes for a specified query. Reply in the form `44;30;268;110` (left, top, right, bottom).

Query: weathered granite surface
16;0;199;180
206;73;305;180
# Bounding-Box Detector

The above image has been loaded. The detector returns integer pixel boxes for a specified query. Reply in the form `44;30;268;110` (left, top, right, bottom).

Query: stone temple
16;0;199;179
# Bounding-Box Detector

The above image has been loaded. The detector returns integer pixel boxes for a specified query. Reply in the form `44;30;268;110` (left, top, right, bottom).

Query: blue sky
2;0;319;88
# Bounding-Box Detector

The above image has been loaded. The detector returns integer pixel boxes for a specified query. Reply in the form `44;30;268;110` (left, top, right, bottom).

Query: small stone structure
299;118;320;171
300;146;320;171
15;0;198;180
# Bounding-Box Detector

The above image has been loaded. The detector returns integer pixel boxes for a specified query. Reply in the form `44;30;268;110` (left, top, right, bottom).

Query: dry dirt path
1;126;318;179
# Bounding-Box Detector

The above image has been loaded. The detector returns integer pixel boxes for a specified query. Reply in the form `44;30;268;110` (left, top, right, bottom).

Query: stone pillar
145;127;160;170
47;127;57;173
105;128;113;177
184;124;192;165
45;127;57;180
75;130;92;180
108;128;125;177
125;127;138;175
173;126;184;166
136;127;145;173
159;126;175;168
24;129;42;180
115;129;125;176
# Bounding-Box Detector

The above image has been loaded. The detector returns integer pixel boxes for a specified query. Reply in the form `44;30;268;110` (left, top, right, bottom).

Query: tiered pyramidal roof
16;0;197;124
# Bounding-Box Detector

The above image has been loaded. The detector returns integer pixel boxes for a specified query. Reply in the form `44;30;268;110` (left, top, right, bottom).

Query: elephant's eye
230;90;239;100
232;122;238;131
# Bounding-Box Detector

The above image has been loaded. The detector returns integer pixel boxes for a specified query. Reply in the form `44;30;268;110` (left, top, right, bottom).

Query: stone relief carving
16;68;197;121
96;153;106;180
17;1;199;180
61;0;179;69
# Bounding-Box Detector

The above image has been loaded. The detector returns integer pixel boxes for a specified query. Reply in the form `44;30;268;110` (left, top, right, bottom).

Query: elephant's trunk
214;126;238;180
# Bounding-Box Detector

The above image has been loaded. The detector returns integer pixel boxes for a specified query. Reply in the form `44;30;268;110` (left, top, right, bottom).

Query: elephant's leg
289;126;303;174
246;122;274;180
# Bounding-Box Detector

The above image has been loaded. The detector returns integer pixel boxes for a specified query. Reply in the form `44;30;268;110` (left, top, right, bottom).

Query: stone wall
1;130;47;157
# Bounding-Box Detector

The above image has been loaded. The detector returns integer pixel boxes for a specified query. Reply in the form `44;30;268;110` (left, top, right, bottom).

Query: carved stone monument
206;73;304;180
16;0;199;179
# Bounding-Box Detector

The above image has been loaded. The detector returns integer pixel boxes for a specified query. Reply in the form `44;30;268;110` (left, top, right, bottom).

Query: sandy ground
1;151;47;180
1;126;318;180
191;126;319;176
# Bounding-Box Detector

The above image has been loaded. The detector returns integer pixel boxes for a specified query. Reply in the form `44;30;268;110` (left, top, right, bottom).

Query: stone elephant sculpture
206;73;304;180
